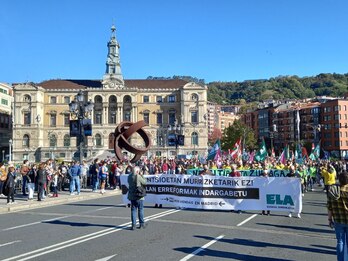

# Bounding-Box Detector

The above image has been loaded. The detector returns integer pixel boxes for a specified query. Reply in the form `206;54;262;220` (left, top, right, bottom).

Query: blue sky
1;0;347;84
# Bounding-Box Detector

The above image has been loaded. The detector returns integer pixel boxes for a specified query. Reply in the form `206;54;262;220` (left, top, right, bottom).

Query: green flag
255;139;267;162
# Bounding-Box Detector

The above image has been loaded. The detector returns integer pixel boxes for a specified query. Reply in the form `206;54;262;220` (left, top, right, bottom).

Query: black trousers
7;187;15;203
38;182;45;201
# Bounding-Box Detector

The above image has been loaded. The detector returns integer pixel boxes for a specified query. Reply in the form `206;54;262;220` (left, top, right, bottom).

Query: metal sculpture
114;120;151;163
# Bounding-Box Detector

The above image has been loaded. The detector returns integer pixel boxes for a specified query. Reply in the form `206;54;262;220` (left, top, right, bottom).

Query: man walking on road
127;166;147;230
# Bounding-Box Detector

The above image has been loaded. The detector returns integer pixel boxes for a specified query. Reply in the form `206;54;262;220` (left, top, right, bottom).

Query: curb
0;190;122;214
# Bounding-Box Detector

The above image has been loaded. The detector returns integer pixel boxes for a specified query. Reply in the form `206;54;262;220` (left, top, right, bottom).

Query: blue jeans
92;176;99;191
70;176;80;194
115;176;121;189
131;200;144;227
334;222;348;261
22;176;28;195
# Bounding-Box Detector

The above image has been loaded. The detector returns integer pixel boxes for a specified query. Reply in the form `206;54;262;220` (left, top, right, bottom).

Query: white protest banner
120;174;302;213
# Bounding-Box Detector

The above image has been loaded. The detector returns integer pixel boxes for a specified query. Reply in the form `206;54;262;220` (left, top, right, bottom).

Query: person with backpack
327;171;348;261
128;166;147;230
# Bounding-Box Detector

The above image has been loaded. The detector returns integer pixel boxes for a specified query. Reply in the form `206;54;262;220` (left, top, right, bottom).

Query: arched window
23;134;30;148
94;95;103;124
191;132;198;145
123;95;132;121
49;134;57;147
63;134;70;147
191;93;198;101
95;134;102;147
23;95;31;103
109;95;117;124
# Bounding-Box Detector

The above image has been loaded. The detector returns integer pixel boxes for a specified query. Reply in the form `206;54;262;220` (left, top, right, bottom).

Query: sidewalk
0;188;122;213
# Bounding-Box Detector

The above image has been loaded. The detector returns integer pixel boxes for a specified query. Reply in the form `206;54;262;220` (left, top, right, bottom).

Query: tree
221;120;257;151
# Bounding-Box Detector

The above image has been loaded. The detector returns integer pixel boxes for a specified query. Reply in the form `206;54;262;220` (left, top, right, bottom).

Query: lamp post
9;139;12;162
191;122;198;157
2;150;4;162
69;90;94;163
168;120;184;157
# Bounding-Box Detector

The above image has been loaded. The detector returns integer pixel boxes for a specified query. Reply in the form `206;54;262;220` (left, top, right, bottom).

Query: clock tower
102;25;124;88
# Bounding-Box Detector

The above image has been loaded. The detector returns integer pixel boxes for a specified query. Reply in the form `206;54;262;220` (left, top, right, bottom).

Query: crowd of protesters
0;156;345;211
0;156;346;205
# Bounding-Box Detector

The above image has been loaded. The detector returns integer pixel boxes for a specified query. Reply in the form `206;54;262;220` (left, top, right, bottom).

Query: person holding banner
286;165;301;218
128;166;147;230
261;168;271;216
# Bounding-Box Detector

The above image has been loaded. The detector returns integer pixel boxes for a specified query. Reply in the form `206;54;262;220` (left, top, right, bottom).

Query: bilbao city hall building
11;26;208;162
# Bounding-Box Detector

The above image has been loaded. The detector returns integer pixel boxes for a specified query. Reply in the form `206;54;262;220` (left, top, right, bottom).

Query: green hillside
207;73;348;105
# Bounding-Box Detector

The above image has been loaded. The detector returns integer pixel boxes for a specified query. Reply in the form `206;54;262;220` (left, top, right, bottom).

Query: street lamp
168;121;185;156
69;90;94;163
191;123;198;157
9;139;12;162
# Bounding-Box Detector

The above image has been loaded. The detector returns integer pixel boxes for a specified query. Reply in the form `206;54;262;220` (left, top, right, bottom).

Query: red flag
230;138;242;159
302;147;308;158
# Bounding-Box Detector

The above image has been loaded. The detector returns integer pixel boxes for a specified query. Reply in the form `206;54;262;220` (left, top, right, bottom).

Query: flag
215;149;222;167
230;138;242;159
295;143;303;164
302;147;308;158
255;138;267;162
295;144;302;160
250;151;255;163
207;139;221;160
279;145;289;164
309;143;320;160
279;149;286;164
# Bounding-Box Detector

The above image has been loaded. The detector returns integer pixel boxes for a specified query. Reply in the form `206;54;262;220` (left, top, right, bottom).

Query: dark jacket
36;169;47;184
28;168;36;183
5;172;16;188
127;173;146;201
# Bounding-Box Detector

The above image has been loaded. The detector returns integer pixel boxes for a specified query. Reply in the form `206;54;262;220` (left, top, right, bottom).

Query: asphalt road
0;186;337;261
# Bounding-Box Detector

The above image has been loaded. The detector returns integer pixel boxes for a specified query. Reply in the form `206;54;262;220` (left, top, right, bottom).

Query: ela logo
266;194;294;206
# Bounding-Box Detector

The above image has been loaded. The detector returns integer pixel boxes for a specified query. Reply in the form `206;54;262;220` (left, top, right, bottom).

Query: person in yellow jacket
321;164;336;195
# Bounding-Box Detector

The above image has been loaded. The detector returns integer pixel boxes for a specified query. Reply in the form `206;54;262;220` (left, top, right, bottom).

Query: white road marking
0;240;21;247
236;214;258;227
179;234;225;261
2;215;70;231
95;254;117;261
2;209;180;261
2;205;117;231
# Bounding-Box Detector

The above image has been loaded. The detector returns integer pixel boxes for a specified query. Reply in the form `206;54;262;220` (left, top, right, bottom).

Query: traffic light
177;135;185;146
